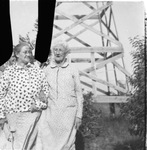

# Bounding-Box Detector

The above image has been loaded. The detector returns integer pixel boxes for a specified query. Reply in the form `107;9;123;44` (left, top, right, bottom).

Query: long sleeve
73;67;84;119
34;72;50;109
0;69;9;118
41;74;50;99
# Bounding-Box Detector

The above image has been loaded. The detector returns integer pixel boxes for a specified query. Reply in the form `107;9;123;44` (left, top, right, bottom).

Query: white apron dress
36;59;83;150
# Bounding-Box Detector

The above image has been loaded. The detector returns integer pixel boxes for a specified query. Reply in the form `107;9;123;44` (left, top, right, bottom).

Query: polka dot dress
0;63;50;118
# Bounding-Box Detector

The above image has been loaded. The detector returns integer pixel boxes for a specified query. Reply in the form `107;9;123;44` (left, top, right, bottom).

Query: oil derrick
53;1;131;103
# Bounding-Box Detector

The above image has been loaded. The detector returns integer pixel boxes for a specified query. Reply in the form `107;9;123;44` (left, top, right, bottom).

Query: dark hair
13;43;30;59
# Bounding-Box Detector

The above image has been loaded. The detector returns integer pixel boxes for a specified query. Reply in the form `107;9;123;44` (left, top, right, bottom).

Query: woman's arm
73;66;84;119
32;72;50;111
0;69;10;118
72;66;84;129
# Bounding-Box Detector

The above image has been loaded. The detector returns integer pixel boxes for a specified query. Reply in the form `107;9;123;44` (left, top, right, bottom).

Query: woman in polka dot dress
0;43;50;150
36;40;84;150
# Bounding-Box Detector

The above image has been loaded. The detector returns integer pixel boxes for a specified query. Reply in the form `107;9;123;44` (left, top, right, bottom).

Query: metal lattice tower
53;1;131;103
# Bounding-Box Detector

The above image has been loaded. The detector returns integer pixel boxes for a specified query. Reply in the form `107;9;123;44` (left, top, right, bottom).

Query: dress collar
13;62;34;70
50;58;69;68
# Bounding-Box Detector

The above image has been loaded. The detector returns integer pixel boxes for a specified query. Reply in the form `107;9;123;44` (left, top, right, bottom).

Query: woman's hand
30;94;48;113
0;118;7;130
29;103;39;113
39;90;48;105
0;118;7;125
75;117;82;130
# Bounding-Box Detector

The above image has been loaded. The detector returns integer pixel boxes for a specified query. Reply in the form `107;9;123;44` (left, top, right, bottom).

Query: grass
113;138;144;150
84;117;137;150
76;103;144;150
1;102;144;150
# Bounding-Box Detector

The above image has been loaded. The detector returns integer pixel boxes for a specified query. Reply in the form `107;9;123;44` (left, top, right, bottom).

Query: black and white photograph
0;0;146;150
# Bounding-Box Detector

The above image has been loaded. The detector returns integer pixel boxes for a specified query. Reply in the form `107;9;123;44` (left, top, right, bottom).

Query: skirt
36;105;77;150
0;111;41;150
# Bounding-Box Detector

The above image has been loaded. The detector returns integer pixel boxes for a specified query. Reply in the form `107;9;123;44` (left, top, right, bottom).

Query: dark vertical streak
35;0;56;63
0;0;13;66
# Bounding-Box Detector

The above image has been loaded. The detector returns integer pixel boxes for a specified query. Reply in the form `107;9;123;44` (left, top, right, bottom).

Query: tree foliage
79;92;102;139
120;36;145;140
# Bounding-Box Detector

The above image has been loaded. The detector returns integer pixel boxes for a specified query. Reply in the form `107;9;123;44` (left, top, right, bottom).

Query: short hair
51;39;70;54
13;43;30;58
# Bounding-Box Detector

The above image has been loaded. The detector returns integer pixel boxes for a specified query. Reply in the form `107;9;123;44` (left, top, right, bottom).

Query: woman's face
16;46;32;64
53;45;67;64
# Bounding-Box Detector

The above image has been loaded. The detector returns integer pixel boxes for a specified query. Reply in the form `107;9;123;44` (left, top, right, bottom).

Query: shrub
120;36;145;141
79;92;102;139
113;138;144;150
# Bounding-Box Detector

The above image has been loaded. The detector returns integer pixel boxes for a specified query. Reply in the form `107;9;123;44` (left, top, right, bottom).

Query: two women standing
0;40;84;150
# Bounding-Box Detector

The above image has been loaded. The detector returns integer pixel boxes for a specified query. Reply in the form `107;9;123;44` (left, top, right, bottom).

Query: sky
10;0;147;72
10;0;145;76
10;1;38;44
9;0;145;94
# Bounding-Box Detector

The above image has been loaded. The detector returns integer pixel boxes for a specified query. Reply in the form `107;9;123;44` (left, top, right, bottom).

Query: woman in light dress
37;40;84;150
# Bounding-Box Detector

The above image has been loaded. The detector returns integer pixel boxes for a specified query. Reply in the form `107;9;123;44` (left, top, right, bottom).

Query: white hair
51;39;70;54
